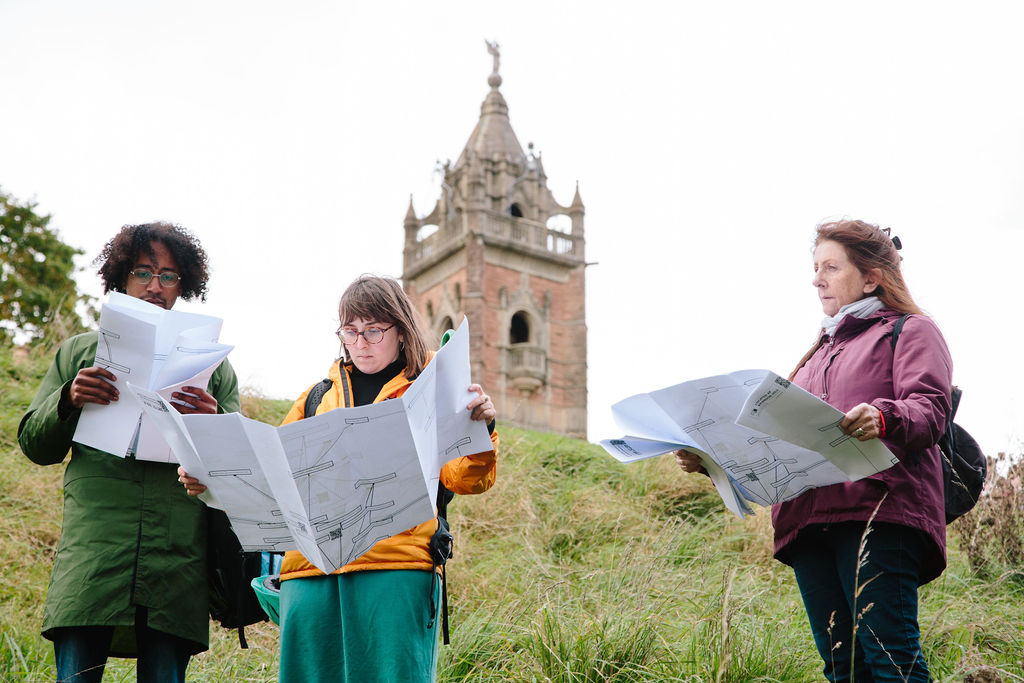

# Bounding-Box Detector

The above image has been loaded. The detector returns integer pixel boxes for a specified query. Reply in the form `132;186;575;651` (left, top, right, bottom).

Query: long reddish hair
789;219;924;380
816;219;922;316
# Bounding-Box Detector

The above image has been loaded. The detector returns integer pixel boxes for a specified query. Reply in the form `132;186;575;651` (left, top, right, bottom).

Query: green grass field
2;342;1021;681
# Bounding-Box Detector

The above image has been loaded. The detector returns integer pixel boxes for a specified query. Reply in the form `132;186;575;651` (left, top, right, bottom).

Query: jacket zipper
819;338;841;401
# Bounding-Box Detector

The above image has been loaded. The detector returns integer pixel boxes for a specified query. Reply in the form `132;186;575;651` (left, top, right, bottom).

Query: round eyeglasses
129;269;181;288
336;324;395;345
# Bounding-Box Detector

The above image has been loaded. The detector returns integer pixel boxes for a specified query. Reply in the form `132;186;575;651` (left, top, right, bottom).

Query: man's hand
177;466;207;496
171;386;218;415
69;366;119;408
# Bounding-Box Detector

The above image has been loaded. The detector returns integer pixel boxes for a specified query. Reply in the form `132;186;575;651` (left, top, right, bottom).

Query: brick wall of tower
405;252;587;438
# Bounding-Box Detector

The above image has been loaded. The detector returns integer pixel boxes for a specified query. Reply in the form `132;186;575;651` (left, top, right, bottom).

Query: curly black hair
94;222;210;302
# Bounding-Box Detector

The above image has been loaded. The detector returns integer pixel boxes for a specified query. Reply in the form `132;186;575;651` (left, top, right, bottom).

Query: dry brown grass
5;342;1024;680
949;453;1024;578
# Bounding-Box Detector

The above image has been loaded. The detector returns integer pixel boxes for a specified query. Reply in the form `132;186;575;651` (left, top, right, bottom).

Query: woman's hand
171;386;218;415
840;403;883;440
674;449;706;474
68;366;119;408
177;466;207;496
467;384;496;422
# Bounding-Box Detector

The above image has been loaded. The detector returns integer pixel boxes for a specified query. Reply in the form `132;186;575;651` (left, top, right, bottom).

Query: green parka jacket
18;331;240;656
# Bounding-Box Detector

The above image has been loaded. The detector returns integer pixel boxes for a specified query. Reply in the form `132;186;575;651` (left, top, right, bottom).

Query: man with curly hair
18;222;240;683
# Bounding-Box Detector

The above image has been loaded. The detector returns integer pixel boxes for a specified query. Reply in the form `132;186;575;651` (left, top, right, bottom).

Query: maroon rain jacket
771;308;953;584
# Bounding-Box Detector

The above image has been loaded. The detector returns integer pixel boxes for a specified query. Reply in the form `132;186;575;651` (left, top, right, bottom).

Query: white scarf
821;296;883;337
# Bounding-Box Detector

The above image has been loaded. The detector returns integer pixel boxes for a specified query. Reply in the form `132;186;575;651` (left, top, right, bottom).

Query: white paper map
73;292;234;462
129;318;493;573
600;370;899;517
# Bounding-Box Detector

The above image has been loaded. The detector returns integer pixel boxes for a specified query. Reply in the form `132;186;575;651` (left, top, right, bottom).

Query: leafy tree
0;187;90;344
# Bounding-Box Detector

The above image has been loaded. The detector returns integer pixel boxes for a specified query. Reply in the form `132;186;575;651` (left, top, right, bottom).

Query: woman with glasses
678;220;951;681
202;274;495;682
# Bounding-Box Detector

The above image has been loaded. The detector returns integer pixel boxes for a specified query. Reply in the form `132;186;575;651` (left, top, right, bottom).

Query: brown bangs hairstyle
789;218;924;380
338;275;430;380
94;221;210;301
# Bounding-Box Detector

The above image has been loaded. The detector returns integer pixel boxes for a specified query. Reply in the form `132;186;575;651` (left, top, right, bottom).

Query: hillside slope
1;343;1020;681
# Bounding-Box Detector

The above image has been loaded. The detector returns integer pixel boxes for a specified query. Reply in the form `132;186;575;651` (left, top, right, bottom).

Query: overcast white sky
2;1;1022;458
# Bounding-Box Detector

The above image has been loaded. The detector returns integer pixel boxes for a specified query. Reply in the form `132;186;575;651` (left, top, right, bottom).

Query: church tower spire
455;40;525;169
401;43;588;438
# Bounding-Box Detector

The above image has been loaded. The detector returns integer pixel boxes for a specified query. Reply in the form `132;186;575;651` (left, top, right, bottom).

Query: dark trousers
790;522;930;682
52;608;192;683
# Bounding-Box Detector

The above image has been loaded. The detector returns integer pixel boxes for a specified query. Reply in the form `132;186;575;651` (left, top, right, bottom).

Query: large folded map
73;292;233;462
130;319;492;573
601;370;898;517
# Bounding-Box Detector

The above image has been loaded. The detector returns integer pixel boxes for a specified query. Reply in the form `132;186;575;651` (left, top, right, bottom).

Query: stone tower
401;42;587;438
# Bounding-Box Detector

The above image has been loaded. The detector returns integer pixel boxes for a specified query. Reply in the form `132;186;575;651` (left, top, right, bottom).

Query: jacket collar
823;307;901;343
330;350;436;401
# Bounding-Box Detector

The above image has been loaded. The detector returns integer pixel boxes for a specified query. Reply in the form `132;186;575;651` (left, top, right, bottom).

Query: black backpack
303;374;456;645
206;507;278;648
890;315;987;523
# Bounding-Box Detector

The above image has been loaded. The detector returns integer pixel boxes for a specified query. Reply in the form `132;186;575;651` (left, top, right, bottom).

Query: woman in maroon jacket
680;219;952;682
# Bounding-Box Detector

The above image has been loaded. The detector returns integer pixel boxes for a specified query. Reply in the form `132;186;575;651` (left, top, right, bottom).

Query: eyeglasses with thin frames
129;269;181;288
336;324;395;345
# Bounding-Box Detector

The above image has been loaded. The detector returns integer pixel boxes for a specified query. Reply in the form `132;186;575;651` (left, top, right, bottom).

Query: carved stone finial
485;39;502;88
485;39;500;73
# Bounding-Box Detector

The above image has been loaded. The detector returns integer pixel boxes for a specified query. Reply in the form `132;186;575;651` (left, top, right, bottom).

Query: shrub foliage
0;187;92;345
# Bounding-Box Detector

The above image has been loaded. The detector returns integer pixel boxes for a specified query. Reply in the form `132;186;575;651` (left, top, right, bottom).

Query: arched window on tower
416;224;441;258
546;214;575;255
417;224;440;240
505;310;545;396
439;316;455;340
426;301;434;323
509;311;530;344
509;203;524;218
546;214;572;233
454;283;462;310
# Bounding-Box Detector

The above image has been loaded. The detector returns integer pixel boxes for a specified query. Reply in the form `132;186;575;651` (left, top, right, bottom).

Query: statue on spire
485;39;500;75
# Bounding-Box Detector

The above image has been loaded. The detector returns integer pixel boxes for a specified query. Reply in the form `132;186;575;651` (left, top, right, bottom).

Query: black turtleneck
346;356;495;435
348;357;407;407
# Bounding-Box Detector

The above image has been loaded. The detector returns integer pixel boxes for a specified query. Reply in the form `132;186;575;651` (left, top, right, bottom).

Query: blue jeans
52;609;192;683
790;522;930;682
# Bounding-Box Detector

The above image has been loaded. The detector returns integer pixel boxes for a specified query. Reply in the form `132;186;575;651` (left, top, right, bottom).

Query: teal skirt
279;570;440;683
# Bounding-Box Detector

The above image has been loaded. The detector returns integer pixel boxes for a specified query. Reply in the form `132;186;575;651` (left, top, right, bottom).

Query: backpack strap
948;385;962;422
889;313;965;475
889;313;960;421
889;313;910;353
440;551;450;644
430;329;457;644
886;314;917;463
428;482;455;644
303;377;333;417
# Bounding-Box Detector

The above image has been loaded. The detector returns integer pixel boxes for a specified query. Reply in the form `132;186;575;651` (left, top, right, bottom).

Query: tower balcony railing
482;212;579;258
408;224;463;263
406;211;581;270
506;344;547;382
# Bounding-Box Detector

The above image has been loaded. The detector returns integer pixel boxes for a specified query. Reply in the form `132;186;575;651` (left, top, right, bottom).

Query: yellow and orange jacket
278;352;498;581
